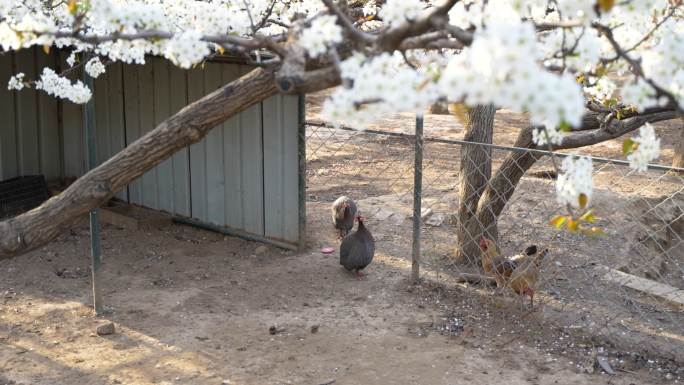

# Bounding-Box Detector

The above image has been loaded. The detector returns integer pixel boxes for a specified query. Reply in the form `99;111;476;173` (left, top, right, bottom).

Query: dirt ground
1;91;683;384
0;218;680;385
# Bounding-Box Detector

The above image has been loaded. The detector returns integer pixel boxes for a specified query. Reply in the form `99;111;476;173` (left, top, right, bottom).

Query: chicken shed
0;47;305;249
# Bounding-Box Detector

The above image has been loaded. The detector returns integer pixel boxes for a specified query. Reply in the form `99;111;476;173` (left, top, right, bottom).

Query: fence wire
304;119;684;365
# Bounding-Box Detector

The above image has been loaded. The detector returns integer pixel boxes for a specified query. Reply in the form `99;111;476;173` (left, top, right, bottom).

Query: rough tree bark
0;63;339;260
472;110;678;245
673;118;684;171
455;104;496;264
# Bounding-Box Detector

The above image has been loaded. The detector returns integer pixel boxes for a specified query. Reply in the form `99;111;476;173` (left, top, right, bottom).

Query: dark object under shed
0;175;49;219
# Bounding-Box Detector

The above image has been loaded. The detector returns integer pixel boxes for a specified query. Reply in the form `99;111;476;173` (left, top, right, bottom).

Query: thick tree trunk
475;127;540;230
0;68;279;259
455;104;495;264
673;118;684;171
473;110;678;242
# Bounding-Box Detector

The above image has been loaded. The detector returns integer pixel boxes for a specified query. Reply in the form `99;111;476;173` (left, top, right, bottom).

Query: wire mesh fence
304;118;684;362
0;175;50;220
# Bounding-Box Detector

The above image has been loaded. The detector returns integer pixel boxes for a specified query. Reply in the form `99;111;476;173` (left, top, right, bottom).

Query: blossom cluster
322;52;439;127
556;156;593;209
163;30;210;69
627;123;661;172
440;18;585;143
380;0;424;26
85;57;106;78
0;0;680;209
7;73;25;90
298;15;343;58
35;68;92;104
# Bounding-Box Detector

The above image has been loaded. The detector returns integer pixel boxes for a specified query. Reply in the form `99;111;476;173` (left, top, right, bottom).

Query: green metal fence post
412;113;424;283
83;60;103;315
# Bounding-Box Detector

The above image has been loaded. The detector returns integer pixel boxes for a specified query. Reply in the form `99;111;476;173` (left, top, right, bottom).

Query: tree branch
375;0;460;50
321;0;374;44
475;108;678;229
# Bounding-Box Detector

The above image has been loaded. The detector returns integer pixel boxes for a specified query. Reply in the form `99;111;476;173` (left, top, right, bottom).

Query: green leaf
579;209;596;223
550;215;567;229
578;193;589;210
449;103;469;125
559;121;572;133
622;138;635;155
597;0;616;12
581;226;606;237
68;0;78;14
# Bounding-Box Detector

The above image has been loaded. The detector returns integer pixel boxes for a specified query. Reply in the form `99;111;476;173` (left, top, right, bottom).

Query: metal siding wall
0;48;64;181
0;52;18;180
222;66;244;230
152;58;175;213
263;94;300;243
106;63;128;200
186;64;266;238
1;51;301;246
59;51;86;178
238;65;265;236
122;62;142;203
15;49;40;176
138;62;158;210
187;67;207;220
35;50;61;180
93;62;127;200
204;63;226;226
169;65;191;217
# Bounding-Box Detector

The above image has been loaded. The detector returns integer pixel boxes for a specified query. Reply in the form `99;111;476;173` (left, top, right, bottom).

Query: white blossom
627;123;660;172
35;67;92;104
556;156;593;209
66;52;77;67
362;1;377;16
298;15;343;58
585;77;617;102
7;73;25;90
0;0;680;215
532;125;564;146
163;30;209;69
85;57;106;78
620;78;661;112
379;0;424;26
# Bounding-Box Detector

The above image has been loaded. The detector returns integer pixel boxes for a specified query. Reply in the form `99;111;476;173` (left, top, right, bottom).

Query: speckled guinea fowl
331;196;357;238
340;216;375;278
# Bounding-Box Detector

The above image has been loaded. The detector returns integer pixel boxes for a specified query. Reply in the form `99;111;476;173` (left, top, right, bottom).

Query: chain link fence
304;118;684;363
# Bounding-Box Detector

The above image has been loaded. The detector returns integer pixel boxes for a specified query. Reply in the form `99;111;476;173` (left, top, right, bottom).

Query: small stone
96;322;115;336
665;373;674;380
254;245;268;255
311;325;319;334
222;380;231;385
425;213;445;227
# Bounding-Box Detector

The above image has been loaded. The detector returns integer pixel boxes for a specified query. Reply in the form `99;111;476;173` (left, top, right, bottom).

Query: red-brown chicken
508;248;549;308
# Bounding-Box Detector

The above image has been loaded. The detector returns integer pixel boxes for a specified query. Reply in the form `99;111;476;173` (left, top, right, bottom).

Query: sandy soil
0;219;680;385
1;90;683;385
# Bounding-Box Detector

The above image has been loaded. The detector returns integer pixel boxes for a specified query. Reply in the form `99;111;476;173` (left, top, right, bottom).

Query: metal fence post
412;114;424;282
83;61;103;315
